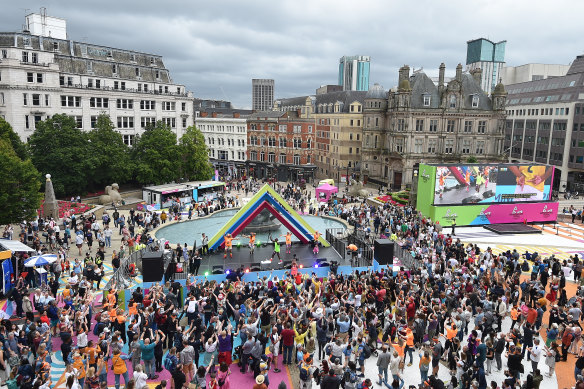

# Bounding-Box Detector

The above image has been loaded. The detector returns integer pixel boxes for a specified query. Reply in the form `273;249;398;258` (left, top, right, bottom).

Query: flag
1;259;13;294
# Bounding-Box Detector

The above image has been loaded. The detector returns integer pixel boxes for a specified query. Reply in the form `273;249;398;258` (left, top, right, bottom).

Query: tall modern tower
252;79;274;111
338;55;370;91
466;38;506;95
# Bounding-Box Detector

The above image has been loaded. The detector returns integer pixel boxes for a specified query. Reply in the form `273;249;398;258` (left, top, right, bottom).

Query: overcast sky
2;0;583;108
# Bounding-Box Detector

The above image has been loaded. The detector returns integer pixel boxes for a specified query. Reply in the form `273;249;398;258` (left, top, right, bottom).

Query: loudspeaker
250;263;261;272
374;239;394;265
212;265;224;275
142;251;164;282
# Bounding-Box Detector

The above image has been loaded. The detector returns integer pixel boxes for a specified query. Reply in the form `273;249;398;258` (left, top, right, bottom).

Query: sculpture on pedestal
43;174;60;220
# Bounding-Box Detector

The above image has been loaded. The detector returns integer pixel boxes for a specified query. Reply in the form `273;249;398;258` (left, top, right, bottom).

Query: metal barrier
326;228;347;260
104;242;159;290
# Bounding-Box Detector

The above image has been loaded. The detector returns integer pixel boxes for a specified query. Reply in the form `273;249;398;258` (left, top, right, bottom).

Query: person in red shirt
280;322;296;365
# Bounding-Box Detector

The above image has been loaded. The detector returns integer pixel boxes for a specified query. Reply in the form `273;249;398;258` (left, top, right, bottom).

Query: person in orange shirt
223;233;233;259
510;306;519;329
128;300;138;316
243;232;256;255
84;340;100;371
402;327;415;366
313;231;321;255
442;322;458;358
111;348;131;388
107;288;118;310
283;232;292;254
115;308;128;343
71;352;87;388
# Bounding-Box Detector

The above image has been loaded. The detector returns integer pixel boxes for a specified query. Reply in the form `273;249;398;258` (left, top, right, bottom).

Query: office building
0;12;194;143
501;63;570;85
338;55;370;91
504;54;584;192
362;63;507;189
196;108;252;179
466;38;506;95
251;79;274;111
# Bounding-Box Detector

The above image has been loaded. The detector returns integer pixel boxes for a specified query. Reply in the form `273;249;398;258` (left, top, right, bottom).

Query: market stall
315;183;339;202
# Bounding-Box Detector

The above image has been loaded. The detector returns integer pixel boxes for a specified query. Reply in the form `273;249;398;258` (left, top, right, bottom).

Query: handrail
104;241;158;290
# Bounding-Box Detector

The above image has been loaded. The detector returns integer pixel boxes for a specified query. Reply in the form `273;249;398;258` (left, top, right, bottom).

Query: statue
98;183;123;205
348;179;370;198
43;174;60;220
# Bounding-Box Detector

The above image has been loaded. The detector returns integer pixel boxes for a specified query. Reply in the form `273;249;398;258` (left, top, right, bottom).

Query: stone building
195;108;252;179
0;13;193;143
362;63;507;189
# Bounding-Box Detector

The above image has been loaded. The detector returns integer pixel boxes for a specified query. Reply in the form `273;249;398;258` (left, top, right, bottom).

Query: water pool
155;209;346;245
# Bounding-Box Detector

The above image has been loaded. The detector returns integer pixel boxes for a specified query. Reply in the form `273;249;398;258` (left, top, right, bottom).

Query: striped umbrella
24;254;57;267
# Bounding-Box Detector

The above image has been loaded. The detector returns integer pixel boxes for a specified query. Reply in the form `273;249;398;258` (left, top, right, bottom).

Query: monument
43;174;60;220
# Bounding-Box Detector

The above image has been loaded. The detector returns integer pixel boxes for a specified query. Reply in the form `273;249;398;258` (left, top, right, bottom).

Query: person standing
201;233;209;255
377;345;391;386
191;250;202;276
451;218;456;236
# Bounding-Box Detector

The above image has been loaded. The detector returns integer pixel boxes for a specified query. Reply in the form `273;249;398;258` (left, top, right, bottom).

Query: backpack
299;363;310;381
361;344;372;359
164;354;178;372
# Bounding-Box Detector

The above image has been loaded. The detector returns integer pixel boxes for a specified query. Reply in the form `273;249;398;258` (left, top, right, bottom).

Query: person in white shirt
133;364;149;389
529;338;543;373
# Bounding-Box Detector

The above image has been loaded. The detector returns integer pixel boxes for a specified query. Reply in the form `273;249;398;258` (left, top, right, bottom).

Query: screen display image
434;165;498;205
434;164;554;205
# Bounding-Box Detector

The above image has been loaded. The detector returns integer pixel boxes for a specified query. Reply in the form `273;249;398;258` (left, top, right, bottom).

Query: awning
0;239;35;253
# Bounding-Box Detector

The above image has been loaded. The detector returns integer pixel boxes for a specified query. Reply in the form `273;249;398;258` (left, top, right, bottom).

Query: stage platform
483;223;543;235
196;243;347;274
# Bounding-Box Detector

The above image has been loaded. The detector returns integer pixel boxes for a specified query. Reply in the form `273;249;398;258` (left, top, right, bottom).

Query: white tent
0;239;36;279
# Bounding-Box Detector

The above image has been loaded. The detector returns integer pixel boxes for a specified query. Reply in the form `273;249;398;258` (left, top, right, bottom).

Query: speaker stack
374;239;394;265
141;251;164;282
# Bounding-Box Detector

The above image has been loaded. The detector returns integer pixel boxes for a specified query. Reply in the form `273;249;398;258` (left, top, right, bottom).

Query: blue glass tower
466;38;506;95
338;55;370;91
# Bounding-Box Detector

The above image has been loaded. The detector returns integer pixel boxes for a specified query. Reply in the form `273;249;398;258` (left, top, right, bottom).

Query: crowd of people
0;180;583;389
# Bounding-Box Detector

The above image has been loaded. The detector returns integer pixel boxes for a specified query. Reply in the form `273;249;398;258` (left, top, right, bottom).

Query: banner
2;259;13;294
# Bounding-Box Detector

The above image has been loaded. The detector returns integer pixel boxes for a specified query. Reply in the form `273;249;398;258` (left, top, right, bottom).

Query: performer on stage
242;233;256;255
223;233;233;259
283;231;292;254
313;231;321;255
268;233;282;264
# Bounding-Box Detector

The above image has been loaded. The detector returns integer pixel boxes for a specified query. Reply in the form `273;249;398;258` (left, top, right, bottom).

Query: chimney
471;68;482;85
233;112;240;118
211;112;217;118
398;65;406;85
438;63;445;88
200;112;208;117
456;63;462;82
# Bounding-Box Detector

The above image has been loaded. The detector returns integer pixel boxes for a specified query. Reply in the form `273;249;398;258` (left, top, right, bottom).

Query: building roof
314;90;367;107
249;111;288;119
365;83;387;99
278;96;310;107
196;108;253;118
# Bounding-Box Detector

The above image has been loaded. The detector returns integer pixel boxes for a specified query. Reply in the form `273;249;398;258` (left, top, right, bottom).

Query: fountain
242;209;280;234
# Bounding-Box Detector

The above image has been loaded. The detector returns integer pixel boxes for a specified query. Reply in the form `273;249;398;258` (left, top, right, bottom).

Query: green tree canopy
87;115;132;189
28;114;91;197
466;156;478;164
0;117;27;160
0;139;42;224
132;121;180;185
178;126;214;181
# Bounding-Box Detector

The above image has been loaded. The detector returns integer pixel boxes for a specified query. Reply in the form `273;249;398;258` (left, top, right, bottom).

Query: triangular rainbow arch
208;184;330;251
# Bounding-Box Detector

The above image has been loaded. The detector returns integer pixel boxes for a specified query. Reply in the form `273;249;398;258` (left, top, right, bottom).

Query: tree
87;115;132;189
28;114;91;197
0;139;42;224
178;126;214;181
0;117;26;160
132;122;180;184
466;156;478;164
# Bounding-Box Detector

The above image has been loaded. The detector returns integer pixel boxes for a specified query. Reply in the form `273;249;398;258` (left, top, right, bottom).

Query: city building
246;110;316;182
362;63;507;189
0;12;194;143
466;38;506;95
193;98;232;110
501;63;570;85
251;79;274;111
195;108;252;179
274;90;367;183
338;55;370;91
504;54;584;192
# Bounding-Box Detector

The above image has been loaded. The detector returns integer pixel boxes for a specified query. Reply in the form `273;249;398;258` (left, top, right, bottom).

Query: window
472;95;479;108
462;139;471;154
397;119;405;131
140;100;155;110
279;137;287;148
268;152;275;163
449;95;456;108
60;96;81;107
32;94;40;106
444;139;454;154
162;102;175;111
182;102;186;112
90;97;108;108
414;138;423;153
423;95;431;107
161;117;176;128
477;121;486;134
117;117;134;129
446;120;455;133
293;138;301;149
415;119;424;132
112;64;118;74
182;118;187;128
427;139;437;153
141;117;156;129
279;154;287;164
91;116;98;129
150;57;155;65
476;140;485;154
123;135;135;146
27;72;34;82
44;94;49;106
23;93;28;106
1;49;6;58
308;125;312;133
293;154;300;165
25;115;30;129
135;67;140;77
306;138;311;149
72;116;83;129
464;120;472;133
395;139;404;153
429;119;438;132
117;99;134;109
155;70;160;79
268;137;276;147
349;147;353;154
278;124;286;132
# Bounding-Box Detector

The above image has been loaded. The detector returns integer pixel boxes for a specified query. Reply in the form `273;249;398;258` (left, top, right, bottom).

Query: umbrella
24;254;57;267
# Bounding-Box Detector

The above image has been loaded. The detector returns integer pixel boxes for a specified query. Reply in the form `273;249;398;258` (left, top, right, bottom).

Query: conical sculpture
43;174;60;220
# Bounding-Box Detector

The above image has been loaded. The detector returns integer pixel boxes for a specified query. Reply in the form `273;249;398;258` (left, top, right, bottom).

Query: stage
196;243;347;274
483;223;543;235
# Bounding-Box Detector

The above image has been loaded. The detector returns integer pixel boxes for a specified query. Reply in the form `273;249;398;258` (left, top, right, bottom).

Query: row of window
43;95;186;111
247;151;311;165
210;150;245;160
383;138;487;155
198;125;246;133
248;136;312;149
207;138;245;147
59;75;182;94
507;107;570;116
250;124;313;133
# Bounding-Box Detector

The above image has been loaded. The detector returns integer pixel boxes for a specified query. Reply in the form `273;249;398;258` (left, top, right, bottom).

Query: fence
326;228;347;260
104;242;158;290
